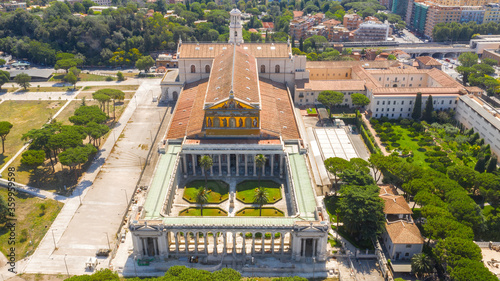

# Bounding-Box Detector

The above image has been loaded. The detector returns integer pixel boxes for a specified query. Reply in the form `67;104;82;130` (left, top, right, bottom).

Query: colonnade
181;153;285;178
135;230;294;258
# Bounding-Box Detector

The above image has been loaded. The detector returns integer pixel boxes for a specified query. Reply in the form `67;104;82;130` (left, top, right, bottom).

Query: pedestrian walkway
361;114;390;156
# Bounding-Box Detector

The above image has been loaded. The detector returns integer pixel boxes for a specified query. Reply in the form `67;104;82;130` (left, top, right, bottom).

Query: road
11;78;171;276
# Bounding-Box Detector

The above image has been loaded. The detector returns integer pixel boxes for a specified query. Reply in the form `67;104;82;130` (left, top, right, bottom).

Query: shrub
400;118;411;126
105;76;113;81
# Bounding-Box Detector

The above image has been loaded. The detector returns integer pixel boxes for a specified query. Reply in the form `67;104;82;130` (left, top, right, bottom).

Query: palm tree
195;187;208;217
199;155;213;187
254;154;267;185
254;187;269;216
411;253;434;279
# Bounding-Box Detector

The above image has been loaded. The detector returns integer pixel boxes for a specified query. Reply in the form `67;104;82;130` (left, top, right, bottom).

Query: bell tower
229;9;244;44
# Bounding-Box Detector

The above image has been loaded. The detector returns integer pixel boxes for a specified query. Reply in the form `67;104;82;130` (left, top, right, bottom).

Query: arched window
275;65;280;73
191;65;196;73
261;65;265;73
205;65;210;73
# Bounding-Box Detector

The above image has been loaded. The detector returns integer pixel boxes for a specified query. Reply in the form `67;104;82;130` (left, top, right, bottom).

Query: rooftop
416;56;442;66
178;43;290;59
385;221;424;244
295;79;366;92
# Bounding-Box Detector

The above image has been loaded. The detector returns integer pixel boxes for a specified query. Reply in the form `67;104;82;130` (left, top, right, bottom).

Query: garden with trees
349;90;500;279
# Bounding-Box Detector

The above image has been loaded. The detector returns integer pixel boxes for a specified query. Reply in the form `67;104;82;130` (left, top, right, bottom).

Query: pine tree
486;155;498;173
475;157;486;173
422;95;434;123
411;93;423;120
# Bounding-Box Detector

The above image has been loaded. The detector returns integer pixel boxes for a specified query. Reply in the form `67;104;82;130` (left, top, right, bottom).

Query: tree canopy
0;121;13;154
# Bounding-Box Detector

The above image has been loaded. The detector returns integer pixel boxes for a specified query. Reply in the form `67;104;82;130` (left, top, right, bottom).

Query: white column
218;155;222;176
236;155;240;176
232;232;236;255
270;154;274;176
245;154;248;176
261;235;265;254
253;154;257;176
213;233;218;256
204;232;208;254
261;156;265;176
251;234;256;255
193;155;198;176
301;239;306;257
271;233;275;254
210;157;213;175
227;154;231;176
201;156;205;176
281;234;285;255
183;154;187;175
142;238;148;256
242;234;246;255
313;239;317;257
175;233;179;254
153;238;159;256
280;154;284;178
194;232;198;254
165;233;169;257
223;232;227;254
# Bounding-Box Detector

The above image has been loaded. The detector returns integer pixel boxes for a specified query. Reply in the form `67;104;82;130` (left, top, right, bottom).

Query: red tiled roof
205;45;260;104
293;11;304;18
262;22;274;29
386;222;424;244
416;56;441;66
178;43;290;58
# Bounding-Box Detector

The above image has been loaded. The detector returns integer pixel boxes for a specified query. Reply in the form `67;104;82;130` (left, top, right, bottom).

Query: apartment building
482;49;500;63
484;3;500;23
343;14;363;30
352;21;390;41
2;1;26;11
460;6;485;23
424;4;462;38
290;18;313;40
455;94;500;159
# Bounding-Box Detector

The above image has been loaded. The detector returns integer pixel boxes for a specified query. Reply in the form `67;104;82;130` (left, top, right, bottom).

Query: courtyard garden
235;180;282;204
370;118;489;172
183;180;229;204
179;207;227;216
236;207;284;217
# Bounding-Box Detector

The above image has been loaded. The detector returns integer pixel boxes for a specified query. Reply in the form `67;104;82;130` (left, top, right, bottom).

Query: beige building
483;3;500;23
415;56;442;70
424;4;462;38
482;49;500;64
352;21;390;41
379;186;424;262
343;14;363;30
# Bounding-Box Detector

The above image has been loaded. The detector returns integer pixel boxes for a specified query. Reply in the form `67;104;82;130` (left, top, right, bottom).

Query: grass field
0;87;20;93
235;180;282;204
183;180;229;203
235;207;284;217
81;85;139;92
50;73;115;82
179;207;227;216
307;108;317;114
78;91;136;100
22;86;81;92
0;189;63;259
0;101;62;170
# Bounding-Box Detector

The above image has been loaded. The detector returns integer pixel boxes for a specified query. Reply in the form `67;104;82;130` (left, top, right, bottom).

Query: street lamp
51;229;57;250
104;232;111;250
64;254;70;278
122;189;129;205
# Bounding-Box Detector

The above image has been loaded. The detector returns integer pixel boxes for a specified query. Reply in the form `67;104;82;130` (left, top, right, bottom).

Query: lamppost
104;232;111;250
64;254;70;278
51;229;57;250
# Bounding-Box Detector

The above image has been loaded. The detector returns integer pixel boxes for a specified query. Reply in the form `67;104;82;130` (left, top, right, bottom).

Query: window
190;65;196;73
388;101;391;105
434;100;436;104
406;244;412;248
455;100;457;104
377;101;380;105
402;101;404;105
275;65;280;73
345;99;348;102
393;108;395;111
393;84;397;87
405;253;410;256
235;31;238;37
205;65;210;73
403;77;405;81
409;84;412;87
379;77;381;81
402;84;405;87
376;108;379;112
391;113;394;117
441;100;444;104
381;108;384;112
382;101;385;105
420;77;423;80
346;73;348;77
411;77;413;81
449;100;452;104
410;101;413;105
401;108;403;111
375;114;378;117
261;65;265;73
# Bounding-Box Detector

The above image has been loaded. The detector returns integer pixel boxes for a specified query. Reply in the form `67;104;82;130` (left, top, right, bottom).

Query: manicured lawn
23;86;81;92
235;180;282;204
306;108;317;114
0;101;62;171
82;85;140;91
235;207;284;217
50;73;116;82
78;90;136;100
183;180;229;203
179;207;227;216
0;189;63;259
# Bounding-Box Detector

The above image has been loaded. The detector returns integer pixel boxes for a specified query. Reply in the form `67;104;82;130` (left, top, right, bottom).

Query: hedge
361;125;379;154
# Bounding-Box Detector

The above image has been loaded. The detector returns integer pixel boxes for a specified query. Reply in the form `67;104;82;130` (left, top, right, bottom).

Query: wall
368;94;458;119
381;231;423;260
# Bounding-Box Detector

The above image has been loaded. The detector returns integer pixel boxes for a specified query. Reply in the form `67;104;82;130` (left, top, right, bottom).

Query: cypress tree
412;93;423;120
299;37;304;52
475;157;486;173
486;155;498;173
291;36;296;48
422;95;434;123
